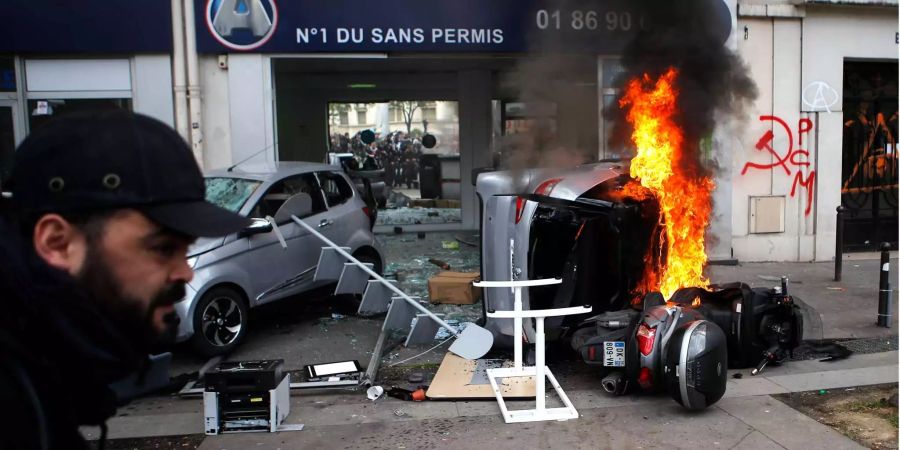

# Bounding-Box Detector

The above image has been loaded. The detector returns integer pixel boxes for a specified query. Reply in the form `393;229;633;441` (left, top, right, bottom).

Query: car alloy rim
201;296;243;347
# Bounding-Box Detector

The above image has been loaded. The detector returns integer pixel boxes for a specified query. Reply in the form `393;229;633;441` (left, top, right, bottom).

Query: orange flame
619;68;713;299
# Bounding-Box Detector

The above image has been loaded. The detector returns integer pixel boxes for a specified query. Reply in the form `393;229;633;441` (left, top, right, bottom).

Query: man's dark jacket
0;219;146;449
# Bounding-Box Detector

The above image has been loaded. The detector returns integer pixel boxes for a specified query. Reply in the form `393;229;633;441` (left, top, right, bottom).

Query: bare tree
390;101;423;134
328;103;351;126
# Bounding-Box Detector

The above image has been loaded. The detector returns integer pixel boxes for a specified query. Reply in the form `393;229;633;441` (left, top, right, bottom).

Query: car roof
205;161;340;182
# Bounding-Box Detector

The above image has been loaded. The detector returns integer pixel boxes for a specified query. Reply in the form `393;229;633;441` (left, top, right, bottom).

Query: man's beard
77;244;183;353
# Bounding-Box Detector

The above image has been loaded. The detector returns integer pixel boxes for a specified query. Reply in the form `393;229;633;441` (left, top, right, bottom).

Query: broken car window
205;177;262;214
251;174;326;218
317;171;354;207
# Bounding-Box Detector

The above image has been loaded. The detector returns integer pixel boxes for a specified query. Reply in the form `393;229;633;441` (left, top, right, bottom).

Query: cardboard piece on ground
428;271;482;305
426;353;535;399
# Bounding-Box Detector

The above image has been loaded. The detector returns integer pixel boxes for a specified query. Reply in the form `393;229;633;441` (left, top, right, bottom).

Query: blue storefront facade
9;1;889;262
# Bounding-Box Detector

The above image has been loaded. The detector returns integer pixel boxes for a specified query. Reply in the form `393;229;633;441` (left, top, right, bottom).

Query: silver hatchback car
476;162;658;347
176;162;384;356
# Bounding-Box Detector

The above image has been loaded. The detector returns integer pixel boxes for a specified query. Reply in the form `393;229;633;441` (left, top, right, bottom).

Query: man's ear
32;214;88;275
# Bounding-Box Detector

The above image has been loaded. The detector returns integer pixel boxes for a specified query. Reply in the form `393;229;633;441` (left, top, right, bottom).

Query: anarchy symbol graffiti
802;81;839;113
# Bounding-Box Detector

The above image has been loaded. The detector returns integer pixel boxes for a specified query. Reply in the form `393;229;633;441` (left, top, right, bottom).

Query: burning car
475;162;659;348
476;165;803;409
475;69;803;410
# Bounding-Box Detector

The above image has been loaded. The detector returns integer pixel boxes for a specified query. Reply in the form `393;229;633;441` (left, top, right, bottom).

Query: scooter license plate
603;341;625;367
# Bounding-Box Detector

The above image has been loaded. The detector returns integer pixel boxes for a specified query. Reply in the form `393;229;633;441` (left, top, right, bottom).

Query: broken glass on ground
376;207;462;226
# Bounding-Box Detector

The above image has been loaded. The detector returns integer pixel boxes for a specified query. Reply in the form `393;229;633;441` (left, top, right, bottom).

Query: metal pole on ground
877;242;892;328
835;205;845;282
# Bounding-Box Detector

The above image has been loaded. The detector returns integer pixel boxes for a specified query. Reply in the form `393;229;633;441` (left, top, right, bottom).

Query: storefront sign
0;0;172;53
2;1;731;55
196;0;732;54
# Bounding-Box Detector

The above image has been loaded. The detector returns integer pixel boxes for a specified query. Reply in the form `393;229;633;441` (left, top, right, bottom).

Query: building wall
132;55;175;128
220;54;276;169
199;55;232;170
733;3;897;261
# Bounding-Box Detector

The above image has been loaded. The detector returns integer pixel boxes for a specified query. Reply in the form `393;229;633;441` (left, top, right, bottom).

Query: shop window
27;98;132;132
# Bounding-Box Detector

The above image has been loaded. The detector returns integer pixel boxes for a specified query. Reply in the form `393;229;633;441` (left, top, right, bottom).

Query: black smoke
498;0;757;176
606;0;758;177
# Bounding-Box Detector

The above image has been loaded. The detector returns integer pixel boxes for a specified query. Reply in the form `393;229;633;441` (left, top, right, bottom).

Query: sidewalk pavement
84;351;897;449
84;232;899;448
707;256;898;339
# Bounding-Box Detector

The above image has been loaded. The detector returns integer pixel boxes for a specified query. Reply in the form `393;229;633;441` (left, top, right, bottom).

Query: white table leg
535;316;545;412
513;286;522;371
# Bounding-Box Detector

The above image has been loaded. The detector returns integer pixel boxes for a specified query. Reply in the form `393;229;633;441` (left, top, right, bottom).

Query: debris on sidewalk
408;372;425;383
435;320;464;339
428;258;451;270
441;240;460;250
428;272;482;305
380;230;480;301
427;353;535;399
376;206;461;226
366;385;384;401
387;386;427;401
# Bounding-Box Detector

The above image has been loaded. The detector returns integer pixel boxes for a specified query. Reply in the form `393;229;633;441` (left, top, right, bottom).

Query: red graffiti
741;115;816;216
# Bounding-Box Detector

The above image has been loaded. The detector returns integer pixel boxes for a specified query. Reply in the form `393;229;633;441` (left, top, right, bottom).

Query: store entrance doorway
272;57;506;231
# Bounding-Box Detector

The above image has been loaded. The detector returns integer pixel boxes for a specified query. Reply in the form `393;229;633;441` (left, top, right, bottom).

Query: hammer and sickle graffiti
741;115;817;216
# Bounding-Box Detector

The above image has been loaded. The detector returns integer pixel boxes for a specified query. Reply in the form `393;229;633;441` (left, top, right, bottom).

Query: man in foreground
0;111;251;449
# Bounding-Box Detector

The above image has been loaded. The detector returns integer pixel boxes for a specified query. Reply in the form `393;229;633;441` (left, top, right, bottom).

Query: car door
241;173;328;304
315;170;362;249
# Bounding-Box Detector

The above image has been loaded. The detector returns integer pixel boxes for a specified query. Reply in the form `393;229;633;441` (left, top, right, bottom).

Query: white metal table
475;279;591;423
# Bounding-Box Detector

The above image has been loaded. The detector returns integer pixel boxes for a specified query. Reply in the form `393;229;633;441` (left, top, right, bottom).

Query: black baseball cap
8;110;252;237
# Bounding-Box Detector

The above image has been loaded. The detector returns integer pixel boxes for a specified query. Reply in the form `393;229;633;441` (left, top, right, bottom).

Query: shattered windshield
205;177;262;214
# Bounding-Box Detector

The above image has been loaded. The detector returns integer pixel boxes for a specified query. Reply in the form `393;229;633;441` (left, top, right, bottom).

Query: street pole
877;242;891;328
834;206;845;281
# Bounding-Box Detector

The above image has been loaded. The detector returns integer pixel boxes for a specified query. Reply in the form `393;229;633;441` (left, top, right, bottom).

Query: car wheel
354;250;383;277
190;286;249;357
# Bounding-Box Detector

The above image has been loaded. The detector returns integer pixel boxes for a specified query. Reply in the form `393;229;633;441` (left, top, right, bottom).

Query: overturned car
476;162;657;347
476;163;803;410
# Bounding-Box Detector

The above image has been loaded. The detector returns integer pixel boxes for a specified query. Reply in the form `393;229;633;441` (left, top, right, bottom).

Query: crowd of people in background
330;130;424;189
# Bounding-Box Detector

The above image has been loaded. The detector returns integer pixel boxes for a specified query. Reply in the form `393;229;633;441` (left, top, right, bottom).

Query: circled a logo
206;0;278;51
